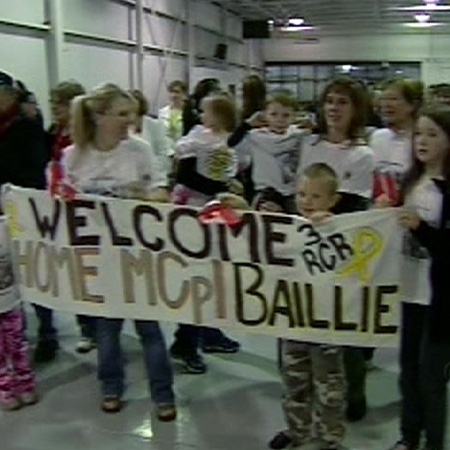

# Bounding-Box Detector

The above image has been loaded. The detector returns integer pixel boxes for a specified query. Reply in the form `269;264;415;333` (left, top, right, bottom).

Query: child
395;107;450;450
229;92;305;213
280;163;344;450
271;78;374;450
0;219;38;411
170;94;240;374
172;93;238;206
47;81;98;355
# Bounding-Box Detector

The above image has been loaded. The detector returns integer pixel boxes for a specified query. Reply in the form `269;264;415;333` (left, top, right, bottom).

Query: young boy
229;92;306;213
277;163;345;450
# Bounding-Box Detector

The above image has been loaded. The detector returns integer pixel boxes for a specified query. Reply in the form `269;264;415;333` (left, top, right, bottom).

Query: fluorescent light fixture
403;21;444;27
279;25;316;32
415;12;431;21
288;17;305;26
341;65;352;72
393;4;450;10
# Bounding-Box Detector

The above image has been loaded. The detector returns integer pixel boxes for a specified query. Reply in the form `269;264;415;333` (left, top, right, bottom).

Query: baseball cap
0;71;14;88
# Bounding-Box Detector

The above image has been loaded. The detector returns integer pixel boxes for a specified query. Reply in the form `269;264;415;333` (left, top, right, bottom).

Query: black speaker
243;20;270;39
214;43;228;60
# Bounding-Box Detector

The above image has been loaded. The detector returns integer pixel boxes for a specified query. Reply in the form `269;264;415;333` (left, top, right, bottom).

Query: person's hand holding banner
145;188;170;203
309;211;334;224
397;208;421;230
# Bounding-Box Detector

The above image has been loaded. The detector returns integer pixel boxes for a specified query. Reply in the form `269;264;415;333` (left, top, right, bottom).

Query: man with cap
0;70;58;363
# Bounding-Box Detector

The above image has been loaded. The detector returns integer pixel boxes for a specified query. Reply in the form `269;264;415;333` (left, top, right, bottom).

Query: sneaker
170;345;207;374
156;403;177;422
388;440;417;450
0;396;21;411
181;353;207;374
201;336;240;354
269;430;292;449
34;341;59;363
345;397;367;422
19;391;39;406
101;396;123;413
365;359;376;371
76;336;96;354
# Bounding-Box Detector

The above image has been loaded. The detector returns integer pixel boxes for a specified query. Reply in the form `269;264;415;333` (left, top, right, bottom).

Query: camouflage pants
281;339;345;447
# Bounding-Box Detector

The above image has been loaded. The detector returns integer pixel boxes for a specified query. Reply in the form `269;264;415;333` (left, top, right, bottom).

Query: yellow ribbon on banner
336;228;383;284
4;201;23;238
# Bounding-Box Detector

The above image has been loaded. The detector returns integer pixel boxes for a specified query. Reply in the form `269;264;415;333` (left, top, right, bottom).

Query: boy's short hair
266;92;298;111
300;163;339;194
202;94;237;132
168;80;187;93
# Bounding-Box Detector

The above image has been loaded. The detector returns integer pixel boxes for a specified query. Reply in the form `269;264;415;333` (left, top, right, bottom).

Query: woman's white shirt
61;136;167;197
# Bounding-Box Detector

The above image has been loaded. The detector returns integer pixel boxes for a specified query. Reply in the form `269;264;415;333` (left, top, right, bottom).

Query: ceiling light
415;12;431;21
392;4;450;10
279;25;315;32
403;21;444;27
390;0;450;11
288;17;305;26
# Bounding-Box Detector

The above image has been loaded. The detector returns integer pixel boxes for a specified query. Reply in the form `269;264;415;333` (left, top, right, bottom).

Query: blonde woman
62;83;175;420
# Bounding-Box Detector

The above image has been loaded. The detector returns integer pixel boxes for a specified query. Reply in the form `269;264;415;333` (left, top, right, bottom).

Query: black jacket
413;179;450;344
0;113;47;190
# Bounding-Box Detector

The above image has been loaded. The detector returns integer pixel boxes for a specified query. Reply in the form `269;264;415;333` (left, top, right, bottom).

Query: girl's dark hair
316;77;368;142
402;107;450;199
129;89;148;116
241;74;266;120
192;78;220;106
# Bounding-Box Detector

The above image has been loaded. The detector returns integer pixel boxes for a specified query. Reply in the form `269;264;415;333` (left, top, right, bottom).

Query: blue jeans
96;318;174;404
32;304;58;346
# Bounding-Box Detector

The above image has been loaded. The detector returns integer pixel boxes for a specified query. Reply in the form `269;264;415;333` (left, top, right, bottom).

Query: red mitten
373;172;399;205
198;200;243;227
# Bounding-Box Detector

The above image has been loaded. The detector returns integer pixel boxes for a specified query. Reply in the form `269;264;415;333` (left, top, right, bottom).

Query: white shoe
19;391;39;406
76;337;96;353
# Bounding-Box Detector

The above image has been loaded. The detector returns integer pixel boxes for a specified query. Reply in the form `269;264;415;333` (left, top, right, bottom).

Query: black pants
343;347;366;405
400;302;450;450
33;304;57;346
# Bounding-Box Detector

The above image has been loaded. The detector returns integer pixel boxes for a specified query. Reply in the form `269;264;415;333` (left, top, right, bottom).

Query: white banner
3;186;404;347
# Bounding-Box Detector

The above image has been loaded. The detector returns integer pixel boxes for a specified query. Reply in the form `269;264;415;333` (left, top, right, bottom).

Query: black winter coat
0;113;47;190
413;179;450;344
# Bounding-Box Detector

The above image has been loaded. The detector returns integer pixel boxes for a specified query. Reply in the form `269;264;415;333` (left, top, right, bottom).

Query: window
265;62;421;103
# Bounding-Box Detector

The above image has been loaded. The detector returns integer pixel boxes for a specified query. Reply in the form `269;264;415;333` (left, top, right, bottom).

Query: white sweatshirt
234;125;305;196
298;135;375;199
61;136;167;197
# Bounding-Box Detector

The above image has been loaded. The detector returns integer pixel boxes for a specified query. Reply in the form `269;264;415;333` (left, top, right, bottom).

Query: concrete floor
0;308;445;450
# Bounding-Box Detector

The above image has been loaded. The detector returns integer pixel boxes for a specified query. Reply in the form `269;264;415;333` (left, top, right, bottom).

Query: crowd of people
1;67;450;450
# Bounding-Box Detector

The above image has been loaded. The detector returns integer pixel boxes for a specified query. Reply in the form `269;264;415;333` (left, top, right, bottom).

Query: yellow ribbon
205;146;233;181
4;201;23;238
337;228;383;283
